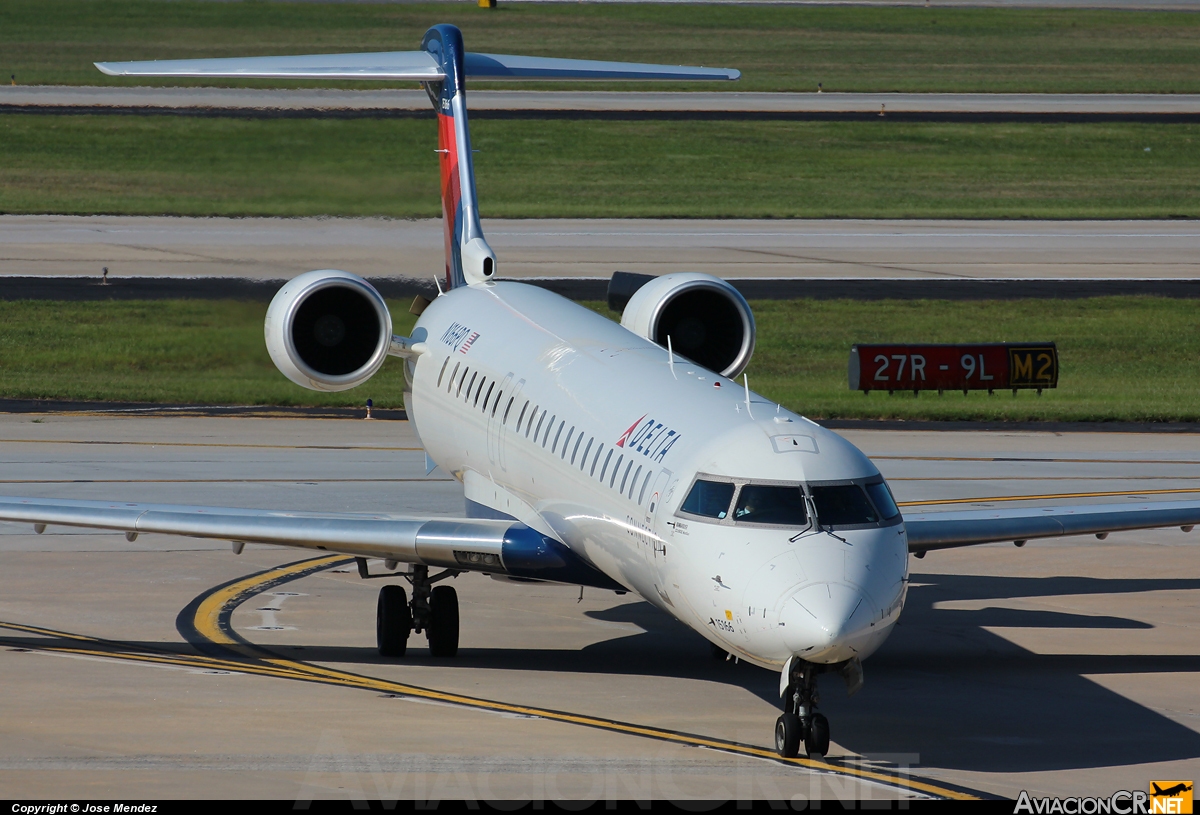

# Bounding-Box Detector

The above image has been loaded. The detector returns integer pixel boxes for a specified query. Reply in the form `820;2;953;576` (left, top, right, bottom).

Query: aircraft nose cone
779;582;876;663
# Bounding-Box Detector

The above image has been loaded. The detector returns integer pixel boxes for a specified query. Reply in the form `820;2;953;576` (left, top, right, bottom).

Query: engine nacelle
265;270;393;392
620;272;756;378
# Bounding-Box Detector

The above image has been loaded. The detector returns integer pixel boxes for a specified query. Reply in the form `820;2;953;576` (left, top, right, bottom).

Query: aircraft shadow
819;572;1200;773
235;572;1200;772
9;571;1194;775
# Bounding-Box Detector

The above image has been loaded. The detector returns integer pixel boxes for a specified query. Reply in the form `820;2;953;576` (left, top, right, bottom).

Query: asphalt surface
4;86;1200;117
3;216;1199;285
0;413;1196;800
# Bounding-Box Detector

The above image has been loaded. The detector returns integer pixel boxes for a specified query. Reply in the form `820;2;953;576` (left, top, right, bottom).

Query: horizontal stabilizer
95;51;739;82
95;51;444;80
463;52;739;81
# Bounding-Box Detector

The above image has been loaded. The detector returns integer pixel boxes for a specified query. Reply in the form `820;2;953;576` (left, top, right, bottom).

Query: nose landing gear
776;659;831;759
373;564;462;658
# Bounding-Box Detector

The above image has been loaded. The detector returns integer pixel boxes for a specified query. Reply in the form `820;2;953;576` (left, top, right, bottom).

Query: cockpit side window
865;481;901;520
733;484;807;526
680;479;735;520
809;484;878;526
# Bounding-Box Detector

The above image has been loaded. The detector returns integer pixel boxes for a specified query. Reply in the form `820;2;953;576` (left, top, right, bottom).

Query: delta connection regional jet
3;25;1199;759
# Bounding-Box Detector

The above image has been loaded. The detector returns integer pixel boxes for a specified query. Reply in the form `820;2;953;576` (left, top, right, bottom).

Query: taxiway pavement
0;413;1196;800
3;216;1200;282
5;87;1200;115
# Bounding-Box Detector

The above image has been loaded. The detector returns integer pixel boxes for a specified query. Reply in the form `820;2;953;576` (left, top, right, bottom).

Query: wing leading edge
904;499;1200;553
0;495;624;591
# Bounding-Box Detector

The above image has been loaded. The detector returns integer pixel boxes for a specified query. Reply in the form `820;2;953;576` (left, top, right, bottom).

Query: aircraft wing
903;499;1200;554
94;51;739;82
0;495;624;590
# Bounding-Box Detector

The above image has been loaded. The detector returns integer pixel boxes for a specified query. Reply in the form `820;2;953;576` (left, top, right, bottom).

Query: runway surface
0;413;1196;800
5;87;1200;115
4;216;1200;282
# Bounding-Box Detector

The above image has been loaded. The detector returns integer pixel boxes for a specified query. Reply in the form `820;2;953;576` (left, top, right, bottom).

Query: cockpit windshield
865;481;900;520
808;484;878;526
733;484;807;525
678;474;901;529
680;479;735;519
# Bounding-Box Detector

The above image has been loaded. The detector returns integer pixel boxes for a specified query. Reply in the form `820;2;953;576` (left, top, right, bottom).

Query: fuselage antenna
667;335;677;379
743;373;753;418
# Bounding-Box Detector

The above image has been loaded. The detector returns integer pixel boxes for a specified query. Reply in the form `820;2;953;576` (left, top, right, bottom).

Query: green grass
0;300;417;409
742;298;1200;423
4;2;1200;93
2;116;1197;219
3;297;1200;423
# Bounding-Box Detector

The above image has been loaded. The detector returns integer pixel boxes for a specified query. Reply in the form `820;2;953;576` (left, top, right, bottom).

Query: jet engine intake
265;270;393;392
619;272;756;378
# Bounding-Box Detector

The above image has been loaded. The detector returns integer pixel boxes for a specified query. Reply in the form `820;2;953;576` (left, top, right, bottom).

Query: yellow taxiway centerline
184;556;982;801
1;556;985;801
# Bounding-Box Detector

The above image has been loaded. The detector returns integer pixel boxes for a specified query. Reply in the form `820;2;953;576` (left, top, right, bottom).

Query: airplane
1152;783;1193;798
2;23;1199;760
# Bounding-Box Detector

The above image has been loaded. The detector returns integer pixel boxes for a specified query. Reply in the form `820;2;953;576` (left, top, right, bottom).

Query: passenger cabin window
810;484;878;526
609;455;623;488
865;482;901;520
734;485;807;526
681;480;735;520
437;358;449;388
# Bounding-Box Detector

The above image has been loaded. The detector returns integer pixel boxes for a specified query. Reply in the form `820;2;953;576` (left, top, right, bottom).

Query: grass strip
1;116;1196;219
4;2;1200;93
2;297;1199;423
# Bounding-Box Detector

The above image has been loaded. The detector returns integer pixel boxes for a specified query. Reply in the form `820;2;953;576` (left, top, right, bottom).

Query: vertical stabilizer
93;28;738;292
422;25;496;291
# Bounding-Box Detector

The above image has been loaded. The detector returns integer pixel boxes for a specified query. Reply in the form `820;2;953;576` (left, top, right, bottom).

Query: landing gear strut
776;659;831;759
374;564;461;658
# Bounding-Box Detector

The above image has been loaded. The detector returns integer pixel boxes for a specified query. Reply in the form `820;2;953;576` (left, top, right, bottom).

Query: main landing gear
376;564;461;658
776;659;831;760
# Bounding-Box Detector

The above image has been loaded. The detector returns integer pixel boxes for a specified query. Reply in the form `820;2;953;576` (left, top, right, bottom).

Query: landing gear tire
778;660;835;759
775;712;802;759
805;712;830;759
377;584;412;657
427;585;459;657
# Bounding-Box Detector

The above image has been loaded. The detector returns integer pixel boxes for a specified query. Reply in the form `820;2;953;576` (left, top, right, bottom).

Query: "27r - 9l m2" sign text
848;343;1059;394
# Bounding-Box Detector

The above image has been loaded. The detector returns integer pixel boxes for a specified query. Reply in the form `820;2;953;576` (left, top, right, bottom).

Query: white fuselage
408;282;909;670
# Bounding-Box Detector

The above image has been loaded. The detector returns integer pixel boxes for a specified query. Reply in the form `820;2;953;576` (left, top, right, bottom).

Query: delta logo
616;414;682;462
1150;782;1192;815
